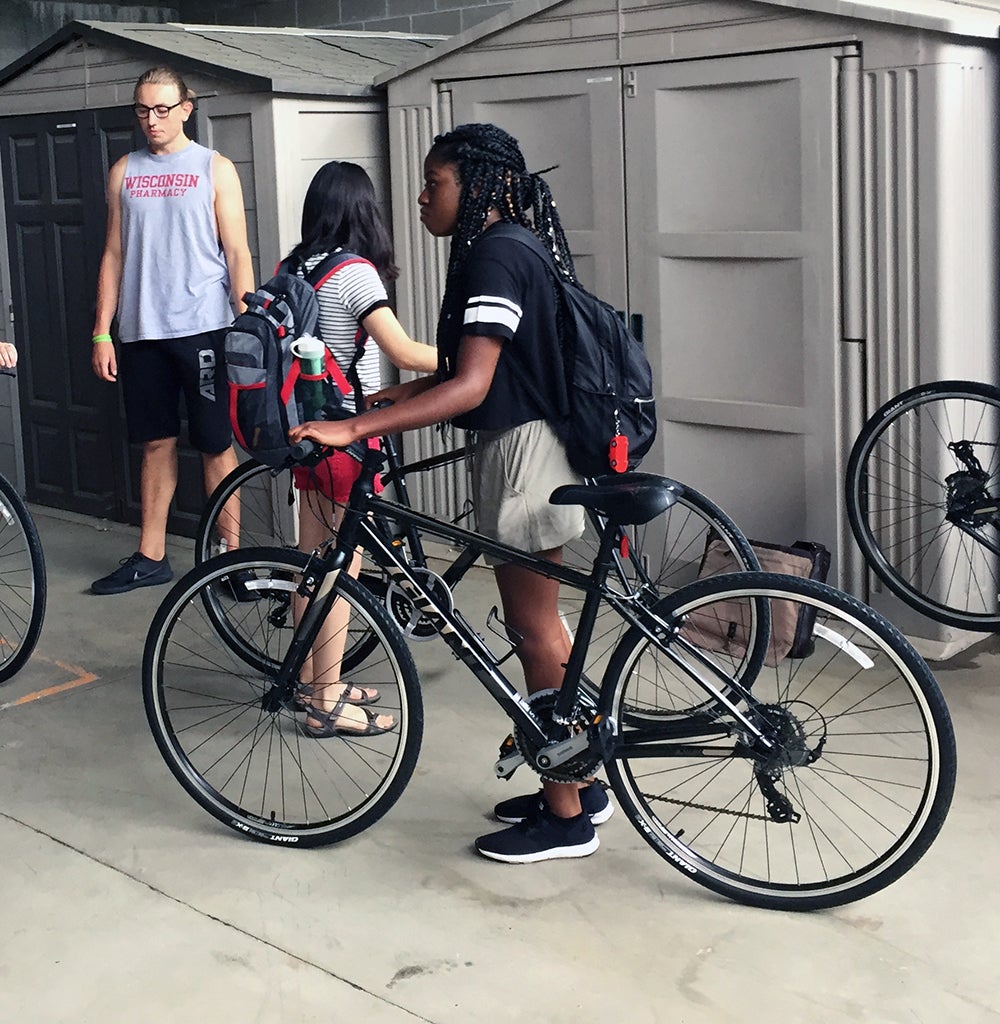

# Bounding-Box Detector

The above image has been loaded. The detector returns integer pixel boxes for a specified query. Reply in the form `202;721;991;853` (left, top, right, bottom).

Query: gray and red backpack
224;253;364;467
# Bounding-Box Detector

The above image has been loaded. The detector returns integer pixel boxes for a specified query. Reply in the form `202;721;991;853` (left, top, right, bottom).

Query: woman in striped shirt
287;161;436;738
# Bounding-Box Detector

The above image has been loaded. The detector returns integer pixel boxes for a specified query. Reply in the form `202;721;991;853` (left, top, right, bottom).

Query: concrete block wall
0;2;177;71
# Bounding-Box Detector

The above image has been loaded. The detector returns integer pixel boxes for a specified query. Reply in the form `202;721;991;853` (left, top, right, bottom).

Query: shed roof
0;20;446;97
377;0;1000;85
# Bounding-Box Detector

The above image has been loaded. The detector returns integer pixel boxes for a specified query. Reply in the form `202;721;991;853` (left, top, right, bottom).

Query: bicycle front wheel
846;380;1000;630
143;548;423;847
604;572;956;910
0;474;46;683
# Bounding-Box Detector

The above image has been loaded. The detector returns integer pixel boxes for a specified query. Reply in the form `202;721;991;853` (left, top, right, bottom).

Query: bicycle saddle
550;473;680;525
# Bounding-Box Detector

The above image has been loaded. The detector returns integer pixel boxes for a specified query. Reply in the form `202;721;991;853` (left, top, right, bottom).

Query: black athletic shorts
119;330;232;453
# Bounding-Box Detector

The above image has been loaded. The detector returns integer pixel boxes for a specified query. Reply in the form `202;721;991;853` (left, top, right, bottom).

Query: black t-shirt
437;222;568;431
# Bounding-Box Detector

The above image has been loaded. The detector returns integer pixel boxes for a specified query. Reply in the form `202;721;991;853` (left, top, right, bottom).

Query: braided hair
428;123;578;292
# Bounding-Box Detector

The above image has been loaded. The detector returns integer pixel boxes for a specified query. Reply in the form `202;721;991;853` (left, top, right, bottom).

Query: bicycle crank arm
535;717;618;772
494;749;526;779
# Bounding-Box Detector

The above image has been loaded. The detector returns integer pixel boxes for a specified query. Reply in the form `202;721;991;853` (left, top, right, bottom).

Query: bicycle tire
603;572;956;910
143;548;423;847
846;380;1000;630
561;479;761;681
0;473;46;683
197;458;441;645
196;459;297;562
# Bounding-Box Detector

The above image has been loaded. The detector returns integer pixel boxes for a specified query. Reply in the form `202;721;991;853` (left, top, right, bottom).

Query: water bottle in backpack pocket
225;253;356;468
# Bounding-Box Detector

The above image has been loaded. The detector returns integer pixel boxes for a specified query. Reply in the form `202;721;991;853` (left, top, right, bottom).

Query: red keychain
608;433;629;473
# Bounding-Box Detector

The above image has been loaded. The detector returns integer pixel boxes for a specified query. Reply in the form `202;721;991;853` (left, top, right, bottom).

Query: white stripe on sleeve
463;294;522;333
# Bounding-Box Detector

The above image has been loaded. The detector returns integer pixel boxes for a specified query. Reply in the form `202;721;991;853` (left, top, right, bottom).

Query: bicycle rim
847;381;1000;629
605;572;956;910
197;460;298;562
0;474;46;683
561;480;759;684
143;549;423;847
198;546;384;674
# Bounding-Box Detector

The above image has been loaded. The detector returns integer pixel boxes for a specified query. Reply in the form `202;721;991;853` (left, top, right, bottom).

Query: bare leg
138;438;178;561
202;446;240;551
296;490;393;733
494;550;583;819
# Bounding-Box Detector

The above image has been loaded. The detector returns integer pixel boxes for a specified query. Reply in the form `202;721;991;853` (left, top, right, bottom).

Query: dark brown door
0;107;206;536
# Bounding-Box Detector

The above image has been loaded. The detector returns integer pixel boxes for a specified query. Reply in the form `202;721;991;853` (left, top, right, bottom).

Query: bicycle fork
259;549;349;713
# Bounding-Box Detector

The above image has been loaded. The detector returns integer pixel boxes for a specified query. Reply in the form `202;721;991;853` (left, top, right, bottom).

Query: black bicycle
196;433;762;673
846;379;1000;630
144;445;955;911
0;463;46;683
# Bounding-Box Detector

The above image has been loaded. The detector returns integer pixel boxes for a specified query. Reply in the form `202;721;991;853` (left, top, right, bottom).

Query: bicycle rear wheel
143;549;423;847
846;380;1000;630
196;459;297;561
561;478;759;679
0;474;46;683
604;572;956;910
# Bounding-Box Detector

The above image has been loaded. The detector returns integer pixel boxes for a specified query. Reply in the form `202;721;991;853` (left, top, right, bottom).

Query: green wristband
92;333;112;344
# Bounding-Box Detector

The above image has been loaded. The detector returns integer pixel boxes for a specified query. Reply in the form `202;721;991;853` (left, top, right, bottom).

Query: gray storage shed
381;0;1000;651
0;20;439;536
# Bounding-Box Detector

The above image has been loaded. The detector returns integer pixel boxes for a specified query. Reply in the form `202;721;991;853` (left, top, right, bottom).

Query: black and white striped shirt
304;251;389;400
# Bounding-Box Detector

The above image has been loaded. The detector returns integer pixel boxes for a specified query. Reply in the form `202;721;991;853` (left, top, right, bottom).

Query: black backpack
225;253;358;467
490;224;657;477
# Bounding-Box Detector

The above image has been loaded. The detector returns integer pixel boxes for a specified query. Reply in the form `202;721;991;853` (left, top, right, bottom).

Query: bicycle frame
279;449;773;776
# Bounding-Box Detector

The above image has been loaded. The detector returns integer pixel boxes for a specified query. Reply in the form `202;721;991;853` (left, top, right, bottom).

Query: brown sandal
302;691;397;738
293;682;380;712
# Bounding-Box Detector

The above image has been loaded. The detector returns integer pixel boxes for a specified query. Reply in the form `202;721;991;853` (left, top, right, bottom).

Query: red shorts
291;438;383;503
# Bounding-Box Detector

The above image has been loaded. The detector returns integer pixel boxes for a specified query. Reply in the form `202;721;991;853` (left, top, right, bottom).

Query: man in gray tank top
90;67;253;595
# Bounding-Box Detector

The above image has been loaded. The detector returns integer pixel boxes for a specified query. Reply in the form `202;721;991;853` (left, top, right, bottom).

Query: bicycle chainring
513;688;603;783
386;566;451;641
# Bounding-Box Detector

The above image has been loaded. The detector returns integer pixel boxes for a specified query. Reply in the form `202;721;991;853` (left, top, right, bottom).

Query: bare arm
361;306;437;373
289;334;501;448
213;153;254;315
92;156;126;382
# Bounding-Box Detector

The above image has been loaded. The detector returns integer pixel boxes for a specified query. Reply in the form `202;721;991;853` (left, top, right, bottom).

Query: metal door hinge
624;69;637;99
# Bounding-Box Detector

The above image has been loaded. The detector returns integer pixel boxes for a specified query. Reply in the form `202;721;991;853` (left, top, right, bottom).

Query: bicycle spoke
605;574;955;910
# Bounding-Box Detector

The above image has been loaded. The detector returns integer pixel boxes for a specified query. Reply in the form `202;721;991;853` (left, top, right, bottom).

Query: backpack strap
488;222;563;276
281;250;376;407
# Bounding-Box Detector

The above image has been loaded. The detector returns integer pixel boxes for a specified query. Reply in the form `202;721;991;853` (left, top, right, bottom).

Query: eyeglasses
133;101;186;119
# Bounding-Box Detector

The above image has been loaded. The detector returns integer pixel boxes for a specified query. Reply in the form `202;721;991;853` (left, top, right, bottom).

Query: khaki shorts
471;419;585;564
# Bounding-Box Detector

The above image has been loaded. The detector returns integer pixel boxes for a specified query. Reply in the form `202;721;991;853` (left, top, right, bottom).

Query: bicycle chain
635;789;771;822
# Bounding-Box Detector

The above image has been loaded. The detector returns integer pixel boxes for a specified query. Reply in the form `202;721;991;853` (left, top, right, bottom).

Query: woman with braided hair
290;123;611;862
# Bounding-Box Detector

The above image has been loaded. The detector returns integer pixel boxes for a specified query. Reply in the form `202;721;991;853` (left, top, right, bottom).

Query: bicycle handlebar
289;397;396;465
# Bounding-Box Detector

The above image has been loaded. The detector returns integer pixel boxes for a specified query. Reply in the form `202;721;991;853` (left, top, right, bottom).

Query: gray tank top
117;141;233;343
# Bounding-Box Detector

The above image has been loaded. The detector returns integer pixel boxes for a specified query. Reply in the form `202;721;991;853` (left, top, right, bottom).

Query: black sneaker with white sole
494;782;614;826
91;552;173;595
475;804;599;864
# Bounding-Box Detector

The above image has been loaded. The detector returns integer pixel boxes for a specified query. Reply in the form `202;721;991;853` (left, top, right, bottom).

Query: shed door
0;109;205;536
446;68;626;303
623;49;849;567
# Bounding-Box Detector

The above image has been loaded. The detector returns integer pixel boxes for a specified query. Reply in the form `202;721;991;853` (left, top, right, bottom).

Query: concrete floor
1;505;997;1024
